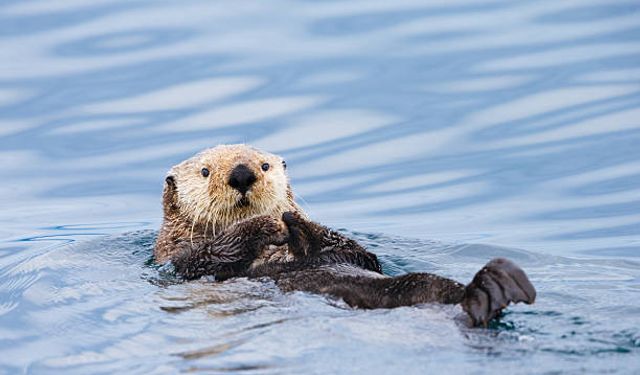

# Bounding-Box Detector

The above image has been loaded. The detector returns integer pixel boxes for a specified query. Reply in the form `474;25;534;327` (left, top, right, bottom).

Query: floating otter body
155;144;536;327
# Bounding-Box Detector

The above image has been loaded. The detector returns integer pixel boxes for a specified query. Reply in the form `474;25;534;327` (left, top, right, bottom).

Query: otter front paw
248;215;289;247
282;211;324;257
462;258;536;327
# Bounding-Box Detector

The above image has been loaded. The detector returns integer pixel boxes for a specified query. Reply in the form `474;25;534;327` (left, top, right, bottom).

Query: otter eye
282;160;287;169
261;163;270;172
201;168;210;177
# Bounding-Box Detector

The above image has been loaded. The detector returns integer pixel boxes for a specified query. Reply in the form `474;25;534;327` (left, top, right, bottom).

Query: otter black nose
228;164;257;195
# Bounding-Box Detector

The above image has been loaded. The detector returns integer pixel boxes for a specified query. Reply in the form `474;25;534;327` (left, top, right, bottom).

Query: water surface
1;0;639;373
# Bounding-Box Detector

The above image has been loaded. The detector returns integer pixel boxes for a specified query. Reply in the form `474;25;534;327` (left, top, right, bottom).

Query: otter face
164;144;295;234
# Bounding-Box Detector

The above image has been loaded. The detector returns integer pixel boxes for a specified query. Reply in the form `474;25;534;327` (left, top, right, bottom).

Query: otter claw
462;258;536;327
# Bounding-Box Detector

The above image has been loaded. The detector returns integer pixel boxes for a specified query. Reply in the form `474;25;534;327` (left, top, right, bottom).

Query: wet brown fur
155;145;536;327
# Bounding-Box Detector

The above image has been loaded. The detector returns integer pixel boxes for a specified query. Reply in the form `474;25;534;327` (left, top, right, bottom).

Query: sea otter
155;144;536;327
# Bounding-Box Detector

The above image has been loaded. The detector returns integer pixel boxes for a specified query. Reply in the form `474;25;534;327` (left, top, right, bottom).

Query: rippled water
1;0;639;373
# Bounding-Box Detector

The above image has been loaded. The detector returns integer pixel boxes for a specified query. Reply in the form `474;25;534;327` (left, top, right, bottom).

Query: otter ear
165;175;176;188
163;175;178;213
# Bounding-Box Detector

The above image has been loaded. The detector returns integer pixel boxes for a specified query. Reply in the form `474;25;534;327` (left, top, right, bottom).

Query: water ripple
1;0;639;372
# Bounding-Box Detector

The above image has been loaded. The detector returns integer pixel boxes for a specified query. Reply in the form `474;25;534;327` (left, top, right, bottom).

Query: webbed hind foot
462;258;536;327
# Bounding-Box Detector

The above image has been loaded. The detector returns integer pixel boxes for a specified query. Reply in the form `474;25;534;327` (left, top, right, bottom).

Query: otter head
163;144;303;237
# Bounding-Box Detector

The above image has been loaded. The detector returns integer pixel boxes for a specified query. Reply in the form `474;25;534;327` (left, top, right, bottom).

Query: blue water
1;0;640;373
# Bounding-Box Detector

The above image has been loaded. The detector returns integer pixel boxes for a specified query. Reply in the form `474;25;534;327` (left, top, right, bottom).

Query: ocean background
0;0;639;373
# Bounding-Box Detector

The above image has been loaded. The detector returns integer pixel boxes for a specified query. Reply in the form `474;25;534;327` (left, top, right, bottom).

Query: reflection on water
0;0;639;373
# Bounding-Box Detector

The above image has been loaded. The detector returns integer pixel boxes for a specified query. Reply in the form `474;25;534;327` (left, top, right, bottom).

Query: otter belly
267;263;389;306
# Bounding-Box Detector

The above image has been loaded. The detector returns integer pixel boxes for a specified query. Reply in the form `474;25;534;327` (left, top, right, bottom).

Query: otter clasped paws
170;215;289;280
247;215;289;248
461;258;536;327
